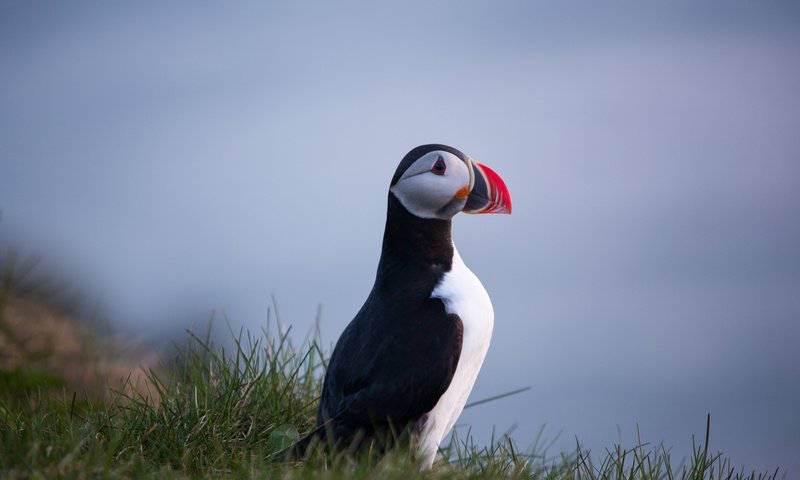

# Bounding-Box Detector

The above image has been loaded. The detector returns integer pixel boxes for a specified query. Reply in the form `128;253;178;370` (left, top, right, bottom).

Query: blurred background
1;0;799;474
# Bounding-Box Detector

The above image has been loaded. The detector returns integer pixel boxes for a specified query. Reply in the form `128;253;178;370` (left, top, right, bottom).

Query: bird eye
431;156;446;175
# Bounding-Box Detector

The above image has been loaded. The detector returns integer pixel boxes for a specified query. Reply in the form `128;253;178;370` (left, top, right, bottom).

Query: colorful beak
463;159;512;214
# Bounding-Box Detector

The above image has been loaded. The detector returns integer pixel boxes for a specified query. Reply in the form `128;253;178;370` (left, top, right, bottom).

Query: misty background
2;1;799;474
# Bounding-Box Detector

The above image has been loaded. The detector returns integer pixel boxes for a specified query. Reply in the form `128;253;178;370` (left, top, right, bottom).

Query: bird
291;144;511;468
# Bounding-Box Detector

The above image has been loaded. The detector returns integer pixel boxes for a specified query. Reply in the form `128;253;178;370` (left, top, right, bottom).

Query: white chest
417;246;494;467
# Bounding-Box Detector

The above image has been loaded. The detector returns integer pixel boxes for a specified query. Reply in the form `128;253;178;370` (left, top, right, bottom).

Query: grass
0;314;784;479
0;249;785;478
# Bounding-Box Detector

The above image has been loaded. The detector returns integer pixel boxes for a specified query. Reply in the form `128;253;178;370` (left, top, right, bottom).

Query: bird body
296;144;511;468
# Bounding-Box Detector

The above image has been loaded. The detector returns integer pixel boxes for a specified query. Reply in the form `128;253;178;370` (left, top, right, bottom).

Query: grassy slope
0;321;784;480
0;252;784;479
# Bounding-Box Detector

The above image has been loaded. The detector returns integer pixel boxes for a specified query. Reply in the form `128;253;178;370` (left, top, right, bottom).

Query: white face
390;150;473;220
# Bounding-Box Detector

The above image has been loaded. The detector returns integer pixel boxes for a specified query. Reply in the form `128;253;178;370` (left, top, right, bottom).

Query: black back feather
290;192;464;457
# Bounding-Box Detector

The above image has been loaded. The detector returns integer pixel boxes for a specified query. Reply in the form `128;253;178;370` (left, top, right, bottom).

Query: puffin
294;144;511;468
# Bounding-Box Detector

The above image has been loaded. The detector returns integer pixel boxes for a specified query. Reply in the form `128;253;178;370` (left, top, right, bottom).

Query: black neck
372;193;454;296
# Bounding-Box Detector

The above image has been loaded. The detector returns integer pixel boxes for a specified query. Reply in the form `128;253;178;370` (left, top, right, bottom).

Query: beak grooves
463;160;512;214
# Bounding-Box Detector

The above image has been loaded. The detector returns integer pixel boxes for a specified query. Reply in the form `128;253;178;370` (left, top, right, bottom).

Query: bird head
389;144;512;220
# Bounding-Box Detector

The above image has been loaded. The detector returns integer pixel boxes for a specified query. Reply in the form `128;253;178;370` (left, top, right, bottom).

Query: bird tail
279;424;327;460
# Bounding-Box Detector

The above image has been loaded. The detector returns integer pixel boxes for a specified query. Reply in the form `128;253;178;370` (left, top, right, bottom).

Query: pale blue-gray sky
2;1;799;474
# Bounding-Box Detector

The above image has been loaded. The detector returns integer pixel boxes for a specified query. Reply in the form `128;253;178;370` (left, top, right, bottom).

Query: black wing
316;295;463;445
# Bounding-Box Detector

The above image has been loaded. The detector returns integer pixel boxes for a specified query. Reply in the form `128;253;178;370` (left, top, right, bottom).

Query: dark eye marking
431;155;446;175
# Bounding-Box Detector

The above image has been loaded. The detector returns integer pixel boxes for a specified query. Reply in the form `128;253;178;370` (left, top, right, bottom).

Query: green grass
0;317;784;480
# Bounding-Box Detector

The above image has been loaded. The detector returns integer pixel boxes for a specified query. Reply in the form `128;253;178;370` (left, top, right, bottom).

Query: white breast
417;245;494;468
